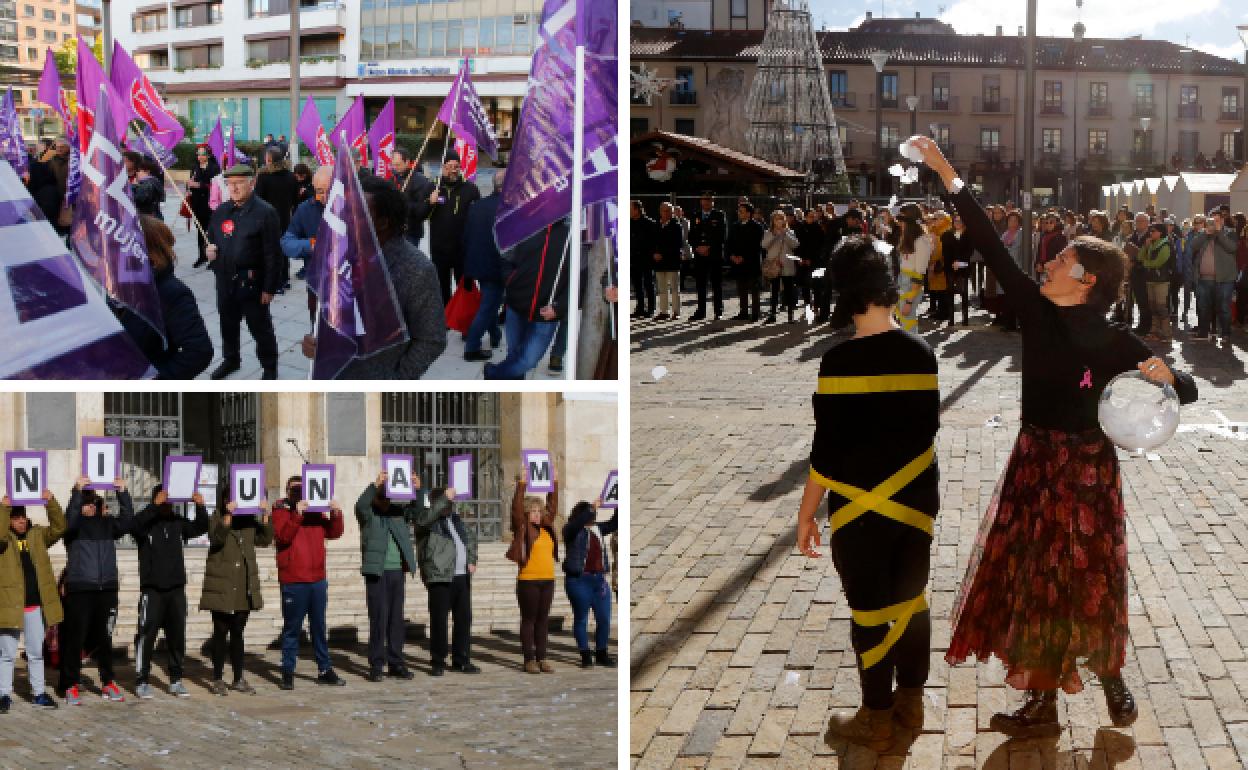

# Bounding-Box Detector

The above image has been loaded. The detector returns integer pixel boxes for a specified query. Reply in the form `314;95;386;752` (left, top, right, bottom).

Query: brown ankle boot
893;687;925;730
539;660;554;673
989;689;1060;738
824;706;894;752
523;660;541;674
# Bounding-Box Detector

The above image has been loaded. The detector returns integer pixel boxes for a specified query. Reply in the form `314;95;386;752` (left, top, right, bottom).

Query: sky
811;0;1248;63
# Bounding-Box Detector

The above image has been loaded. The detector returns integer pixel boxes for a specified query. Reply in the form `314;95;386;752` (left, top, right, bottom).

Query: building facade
631;16;1248;208
1;0;82;137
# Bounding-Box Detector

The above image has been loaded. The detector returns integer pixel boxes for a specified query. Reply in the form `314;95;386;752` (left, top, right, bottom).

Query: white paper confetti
888;163;906;178
899;138;924;162
651;365;668;381
805;305;816;325
811;268;826;278
873;240;894;256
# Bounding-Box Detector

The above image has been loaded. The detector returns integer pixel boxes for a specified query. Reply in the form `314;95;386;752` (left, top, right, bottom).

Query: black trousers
365;570;407;672
1129;269;1151;331
191;203;212;262
209;610;250;681
734;275;761;318
58;590;118;691
948;274;970;324
830;517;932;711
432;256;460;306
692;256;723;316
134;587;188;685
516;580;555;662
217;286;278;370
632;264;656;313
769;276;797;320
427;575;472;667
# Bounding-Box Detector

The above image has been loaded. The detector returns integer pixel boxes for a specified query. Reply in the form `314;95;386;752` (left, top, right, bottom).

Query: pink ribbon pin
1079;368;1093;389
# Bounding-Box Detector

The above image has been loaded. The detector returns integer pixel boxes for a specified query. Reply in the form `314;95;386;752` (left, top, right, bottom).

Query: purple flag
38;49;74;145
74;38;133;155
205;117;223;165
70;84;165;347
110;42;184;150
295;96;334;166
0;157;156;379
0;88;27;177
330;96;368;168
310;135;409;379
369;97;395;180
493;0;618;252
435;60;499;161
129;120;176;170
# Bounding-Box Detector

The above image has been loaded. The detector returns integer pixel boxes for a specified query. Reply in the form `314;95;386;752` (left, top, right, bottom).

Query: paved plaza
630;297;1248;769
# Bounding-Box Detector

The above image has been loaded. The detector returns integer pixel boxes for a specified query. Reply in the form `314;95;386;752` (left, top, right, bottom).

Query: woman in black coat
187;146;219;268
725;202;764;321
794;210;825;310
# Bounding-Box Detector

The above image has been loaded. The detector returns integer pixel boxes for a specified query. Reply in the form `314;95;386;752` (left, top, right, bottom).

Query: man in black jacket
392;147;435;246
726;202;764;321
461;169;506;361
688;192;727;320
206;164;284;380
132;485;209;699
484;219;572;379
58;477;135;706
414;152;481;304
630;200;657;318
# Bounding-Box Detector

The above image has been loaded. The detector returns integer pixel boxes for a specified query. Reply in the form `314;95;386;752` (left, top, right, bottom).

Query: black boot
989;689;1060;738
595;649;616;668
580;651;594;668
1102;676;1138;727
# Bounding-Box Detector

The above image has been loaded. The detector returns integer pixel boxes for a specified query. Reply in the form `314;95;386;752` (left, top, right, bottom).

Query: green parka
0;498;66;627
199;511;274;613
412;496;477;586
355;483;420;577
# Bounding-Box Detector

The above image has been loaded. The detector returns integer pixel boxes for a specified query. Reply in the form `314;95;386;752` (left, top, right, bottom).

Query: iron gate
380;393;504;541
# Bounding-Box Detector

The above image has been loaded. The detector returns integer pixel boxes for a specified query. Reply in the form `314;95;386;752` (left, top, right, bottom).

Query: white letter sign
382;454;416;501
5;451;46;507
522;449;554;494
302;464;335;513
81;436;121;490
229;464;266;515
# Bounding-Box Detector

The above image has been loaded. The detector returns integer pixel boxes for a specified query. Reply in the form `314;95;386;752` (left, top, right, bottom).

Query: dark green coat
355;483;420;577
412;497;477;586
199;512;274;613
0;498;66;627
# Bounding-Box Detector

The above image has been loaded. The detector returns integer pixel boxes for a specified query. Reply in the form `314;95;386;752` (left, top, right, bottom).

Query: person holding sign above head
58;476;135;706
413;487;478;676
356;469;423;682
562;497;618;669
200;494;273;696
272;475;346;691
508;476;559;674
131;484;210;700
0;489;66;712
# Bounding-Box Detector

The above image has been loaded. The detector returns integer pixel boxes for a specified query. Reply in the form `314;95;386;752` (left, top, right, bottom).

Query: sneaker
65;685;81;706
135;682;155;700
316;669;346;687
209;679;228;697
450;662;481;674
168;681;189;698
279;670;294;691
229;678;256;695
387;667;414;680
463;350;493;362
101;681;125;702
32;693;57;709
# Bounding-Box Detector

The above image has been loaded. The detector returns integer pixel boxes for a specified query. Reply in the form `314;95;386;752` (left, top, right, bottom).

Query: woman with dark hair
292;163;314;206
562;499;617;669
186;145;219;268
912;136;1198;737
796;235;939;751
942;212;973;326
892;203;934;331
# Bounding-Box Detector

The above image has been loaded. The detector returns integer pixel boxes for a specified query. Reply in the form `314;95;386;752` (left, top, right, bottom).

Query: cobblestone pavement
630;295;1248;769
0;628;615;768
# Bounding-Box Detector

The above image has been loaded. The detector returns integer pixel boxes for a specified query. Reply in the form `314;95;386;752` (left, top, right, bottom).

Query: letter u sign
229;464;266;515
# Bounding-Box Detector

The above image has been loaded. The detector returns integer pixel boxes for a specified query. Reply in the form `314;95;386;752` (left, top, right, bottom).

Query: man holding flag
415;151;478;305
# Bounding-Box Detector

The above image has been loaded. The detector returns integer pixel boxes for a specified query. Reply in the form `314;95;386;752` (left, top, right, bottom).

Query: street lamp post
870;51;890;199
1239;26;1248;167
905;94;920;137
1140;117;1151;168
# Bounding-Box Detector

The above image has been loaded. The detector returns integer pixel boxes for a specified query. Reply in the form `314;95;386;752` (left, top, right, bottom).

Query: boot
989;689;1060;738
824;706;894;753
580;651;594;668
893;687;924;730
595;649;616;668
1102;676;1138;727
524;660;541;675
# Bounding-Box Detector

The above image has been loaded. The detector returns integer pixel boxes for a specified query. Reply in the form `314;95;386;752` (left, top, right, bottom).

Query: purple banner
330;95;368;167
369;97;395;180
295;95;333;166
310;135;409;379
0;88;27;178
70;83;166;347
110;42;184;150
205;117;224;166
493;0;618;252
130;120;176;170
74;38;133;155
435;60;499;161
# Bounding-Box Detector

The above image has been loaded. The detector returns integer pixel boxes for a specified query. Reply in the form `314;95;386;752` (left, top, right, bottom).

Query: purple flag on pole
435;60;499;161
70;84;165;347
330;96;368;168
74;38;133;155
129;121;176;170
110;42;184;150
296;95;334;166
205;117;224;165
38;49;74;143
310;135;409;379
369;97;396;180
0;157;156;379
0;88;28;177
492;0;618;252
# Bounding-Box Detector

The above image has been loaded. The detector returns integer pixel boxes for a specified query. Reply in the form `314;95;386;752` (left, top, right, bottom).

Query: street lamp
1140;117;1151;167
905;94;920;137
1239;26;1248;166
870;51;890;198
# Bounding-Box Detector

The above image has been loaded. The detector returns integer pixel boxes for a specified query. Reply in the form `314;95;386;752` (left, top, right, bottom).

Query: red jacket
272;500;344;584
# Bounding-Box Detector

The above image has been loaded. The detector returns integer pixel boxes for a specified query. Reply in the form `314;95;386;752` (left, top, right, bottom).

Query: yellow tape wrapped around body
816;373;937;395
851;592;929;669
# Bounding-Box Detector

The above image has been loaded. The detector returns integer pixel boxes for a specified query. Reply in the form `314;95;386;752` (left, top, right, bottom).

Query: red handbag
444;278;482;333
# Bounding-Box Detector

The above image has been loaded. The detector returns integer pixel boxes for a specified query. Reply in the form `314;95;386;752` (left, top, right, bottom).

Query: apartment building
1;0;81;138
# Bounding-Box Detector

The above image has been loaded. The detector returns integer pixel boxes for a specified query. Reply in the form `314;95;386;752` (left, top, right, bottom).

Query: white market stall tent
1143;178;1163;210
1102;185;1114;212
1230;167;1248;216
1168;173;1236;222
1160;175;1180;215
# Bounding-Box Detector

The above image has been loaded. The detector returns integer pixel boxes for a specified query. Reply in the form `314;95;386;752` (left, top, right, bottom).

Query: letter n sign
230;463;266;515
302;464;335;513
522;449;554;494
5;451;47;507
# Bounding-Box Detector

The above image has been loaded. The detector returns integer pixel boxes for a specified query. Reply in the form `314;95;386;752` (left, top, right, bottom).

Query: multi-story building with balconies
630;13;1247;209
1;0;83;138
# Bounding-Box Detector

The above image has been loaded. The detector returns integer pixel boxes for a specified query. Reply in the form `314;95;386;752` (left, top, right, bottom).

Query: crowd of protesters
632;191;1248;344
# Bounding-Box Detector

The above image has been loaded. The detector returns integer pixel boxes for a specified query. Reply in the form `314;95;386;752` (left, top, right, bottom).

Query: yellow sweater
518;529;555;581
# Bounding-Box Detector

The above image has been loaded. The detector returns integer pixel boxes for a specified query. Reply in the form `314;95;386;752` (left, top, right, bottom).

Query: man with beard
132;485;210;699
414;151;481;304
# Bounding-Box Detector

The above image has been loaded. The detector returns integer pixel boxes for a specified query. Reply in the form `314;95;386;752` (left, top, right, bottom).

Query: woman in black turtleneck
911;136;1198;738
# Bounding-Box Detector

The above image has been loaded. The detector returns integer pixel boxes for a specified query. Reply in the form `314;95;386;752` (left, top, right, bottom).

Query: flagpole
565;40;585;380
401;118;440;193
308;298;321;380
606;238;616;342
433;63;466;197
135;122;210;244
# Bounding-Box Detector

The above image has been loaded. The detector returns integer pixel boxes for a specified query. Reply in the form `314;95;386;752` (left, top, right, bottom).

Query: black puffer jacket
133;495;211;591
414;175;480;266
63;488;135;593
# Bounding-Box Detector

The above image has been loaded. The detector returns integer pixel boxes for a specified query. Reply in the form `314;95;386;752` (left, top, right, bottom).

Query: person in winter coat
0;490;66;711
292;163;314;207
762;210;799;324
271;476;346;690
130;157;166;220
1034;213;1068;275
1186;212;1239;341
187;146;221;267
119;215;214;379
413;151;481;304
892;203;935;331
281;166;331;310
200;498;273;696
509;478;559;674
392;146;436;246
131;485;209;699
58;477;135;706
794;209;825;310
924;212;952;322
413;488;478;676
942;211;974;327
652;202;685;320
727;202;764;322
253;148;299;237
1139;223;1174;340
630;200;658;318
461;168;507;361
356;471;422;682
563;498;617;668
484;219;573;380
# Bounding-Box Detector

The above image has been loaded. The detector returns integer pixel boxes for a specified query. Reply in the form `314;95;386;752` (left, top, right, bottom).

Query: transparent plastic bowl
1097;371;1180;452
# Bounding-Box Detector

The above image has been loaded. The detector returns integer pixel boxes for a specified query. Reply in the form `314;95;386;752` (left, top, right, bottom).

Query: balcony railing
1219;107;1243;121
920;94;959;112
971;97;1011;114
870;143;902;162
1087;145;1110;161
1177;103;1202;120
670;89;696;106
867;94;899;109
837;142;853;157
1038;146;1065;163
830;92;856;109
975;145;1007;163
1129;149;1157;166
1131;101;1155;118
1040;101;1064;116
1086;101;1112;118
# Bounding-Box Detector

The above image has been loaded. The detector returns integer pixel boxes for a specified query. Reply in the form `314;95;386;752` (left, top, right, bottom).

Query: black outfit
132;501;210;686
653;218;685;271
413;175;481;304
254;166;299;237
365;570;406;673
688;206;727;318
811;330;940;710
207;194;283;375
428;575;472;668
794;221;825;308
188;160;219;264
131;175;165;220
118;266;214;379
293;177;314;207
503;220;574;322
726;218;764;320
941;228;973;325
1126;230;1150;332
630;213;658;315
396;167;436;246
26;158;61;225
210;611;250;680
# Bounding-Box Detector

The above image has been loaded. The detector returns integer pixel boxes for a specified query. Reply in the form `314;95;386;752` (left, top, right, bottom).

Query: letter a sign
522;449;554;494
600;470;619;509
302;464;335;513
229;463;266;515
5;451;47;506
81;436;121;490
382;454;416;501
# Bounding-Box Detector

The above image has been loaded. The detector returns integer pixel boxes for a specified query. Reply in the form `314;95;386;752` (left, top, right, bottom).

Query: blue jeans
484;311;559;379
564;573;611;652
464;280;504;353
280;580;330;673
1196;280;1235;336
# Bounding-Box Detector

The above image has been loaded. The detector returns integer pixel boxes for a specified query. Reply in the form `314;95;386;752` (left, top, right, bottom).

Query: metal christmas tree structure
744;0;849;193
